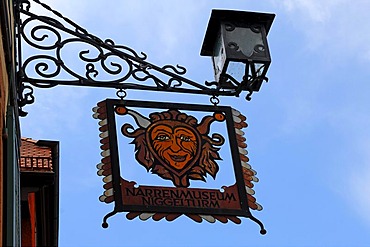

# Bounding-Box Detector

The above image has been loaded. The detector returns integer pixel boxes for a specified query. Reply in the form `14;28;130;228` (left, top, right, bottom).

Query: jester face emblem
148;121;201;171
118;107;225;187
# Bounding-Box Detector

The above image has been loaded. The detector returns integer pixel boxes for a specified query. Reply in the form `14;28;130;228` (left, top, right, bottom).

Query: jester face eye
180;135;191;142
156;134;170;141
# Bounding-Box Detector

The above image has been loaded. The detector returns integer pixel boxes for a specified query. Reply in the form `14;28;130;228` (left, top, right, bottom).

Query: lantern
201;10;275;97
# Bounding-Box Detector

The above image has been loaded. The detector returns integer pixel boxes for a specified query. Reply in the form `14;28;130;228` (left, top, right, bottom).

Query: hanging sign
92;99;266;234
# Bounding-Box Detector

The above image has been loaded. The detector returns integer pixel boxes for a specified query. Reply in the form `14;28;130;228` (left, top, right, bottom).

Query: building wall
1;0;20;245
0;12;10;245
1;0;60;245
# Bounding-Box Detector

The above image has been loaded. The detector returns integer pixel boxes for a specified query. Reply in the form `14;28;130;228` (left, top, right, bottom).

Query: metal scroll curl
17;4;195;89
20;18;137;86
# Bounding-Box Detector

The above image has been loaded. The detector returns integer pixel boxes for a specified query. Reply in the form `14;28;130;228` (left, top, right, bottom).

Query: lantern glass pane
255;63;265;76
226;61;245;83
212;32;226;81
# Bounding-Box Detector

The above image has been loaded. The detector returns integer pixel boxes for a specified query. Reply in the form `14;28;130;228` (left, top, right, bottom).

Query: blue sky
20;0;370;246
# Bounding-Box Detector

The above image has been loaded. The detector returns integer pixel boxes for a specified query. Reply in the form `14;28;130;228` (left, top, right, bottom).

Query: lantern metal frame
200;10;275;99
14;0;275;116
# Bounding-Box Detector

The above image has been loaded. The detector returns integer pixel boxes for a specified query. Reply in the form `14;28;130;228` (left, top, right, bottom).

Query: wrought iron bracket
14;0;263;115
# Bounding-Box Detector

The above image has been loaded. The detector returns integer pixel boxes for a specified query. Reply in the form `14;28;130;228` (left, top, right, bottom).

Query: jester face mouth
169;154;188;162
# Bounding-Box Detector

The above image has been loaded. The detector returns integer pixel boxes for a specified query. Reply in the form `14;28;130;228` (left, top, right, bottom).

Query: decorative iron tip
102;210;118;229
249;215;266;235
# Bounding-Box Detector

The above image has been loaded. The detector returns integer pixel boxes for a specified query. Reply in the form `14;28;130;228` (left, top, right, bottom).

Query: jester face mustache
118;107;225;187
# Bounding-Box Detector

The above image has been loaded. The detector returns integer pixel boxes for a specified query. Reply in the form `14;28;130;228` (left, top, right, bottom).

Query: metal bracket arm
15;0;259;115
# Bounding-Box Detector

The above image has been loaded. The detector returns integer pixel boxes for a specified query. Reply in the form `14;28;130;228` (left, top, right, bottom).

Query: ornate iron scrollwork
15;0;251;115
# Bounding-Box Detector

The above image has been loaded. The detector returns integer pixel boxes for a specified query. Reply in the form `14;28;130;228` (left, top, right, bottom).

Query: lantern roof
200;9;275;56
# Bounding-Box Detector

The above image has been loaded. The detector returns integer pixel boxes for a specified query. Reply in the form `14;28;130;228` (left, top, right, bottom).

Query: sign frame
93;99;265;234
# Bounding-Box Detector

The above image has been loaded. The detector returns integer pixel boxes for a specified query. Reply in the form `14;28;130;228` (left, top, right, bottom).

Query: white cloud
348;155;370;223
277;0;370;61
26;0;210;72
281;0;343;23
321;104;370;225
102;0;209;59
